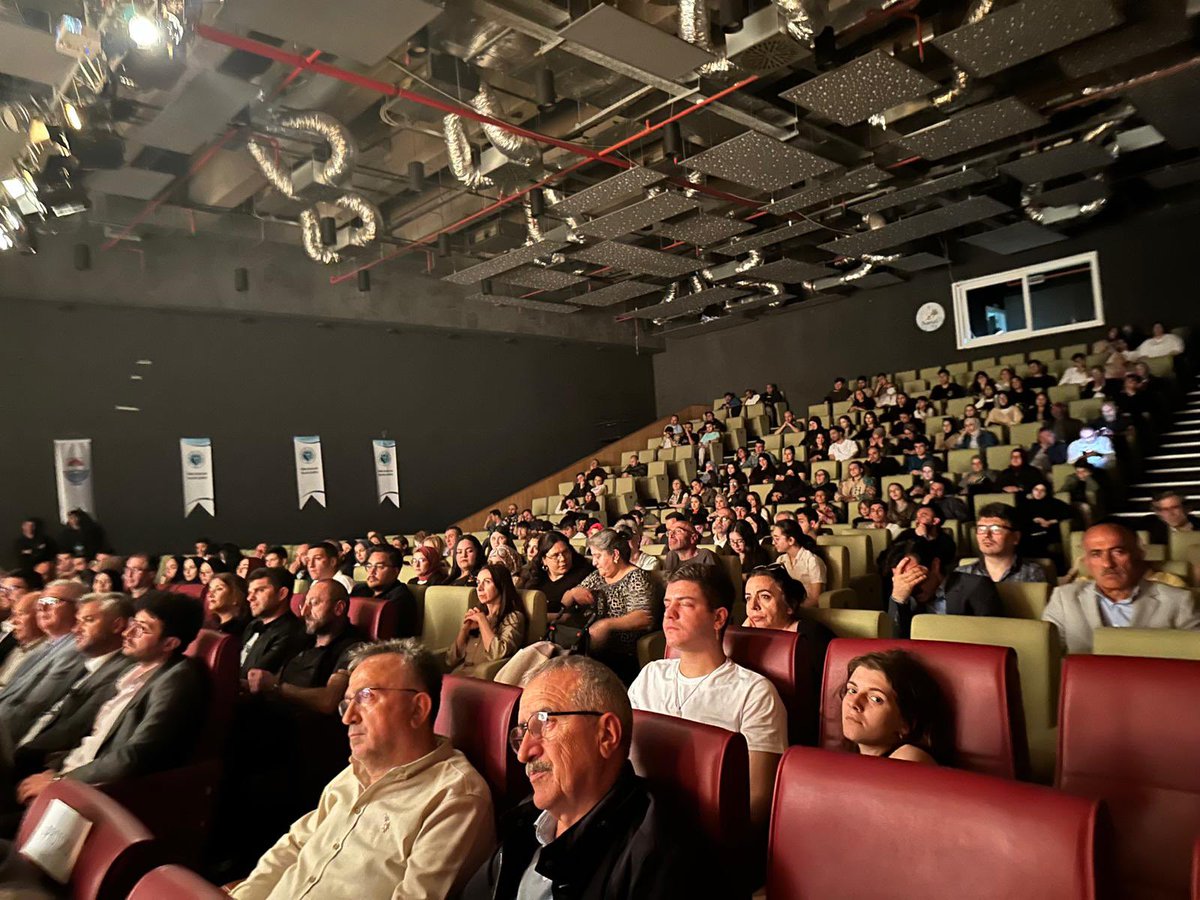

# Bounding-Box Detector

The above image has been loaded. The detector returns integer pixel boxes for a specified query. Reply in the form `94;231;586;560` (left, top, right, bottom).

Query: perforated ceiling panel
655;213;755;246
130;71;261;155
779;51;939;126
500;267;589;290
931;0;1123;79
851;168;989;214
627;287;749;319
850;272;904;289
570;241;705;276
443;240;570;284
216;0;442;67
999;141;1115;184
467;293;578;313
901;99;1047;161
888;253;949;272
1036;179;1110;207
819;196;1010;255
769;166;892;215
961;221;1067;254
1143;158;1200;190
711;220;825;255
550;168;666;218
557;3;715;81
740;258;834;283
568;281;660;307
578;192;699;240
1057;0;1190;78
685;131;839;192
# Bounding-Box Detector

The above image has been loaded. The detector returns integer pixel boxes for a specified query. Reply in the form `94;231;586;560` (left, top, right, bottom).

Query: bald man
1043;523;1200;653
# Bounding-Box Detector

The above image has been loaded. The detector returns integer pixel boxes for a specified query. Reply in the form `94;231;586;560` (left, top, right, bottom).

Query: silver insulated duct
678;0;732;73
472;84;541;165
443;114;493;189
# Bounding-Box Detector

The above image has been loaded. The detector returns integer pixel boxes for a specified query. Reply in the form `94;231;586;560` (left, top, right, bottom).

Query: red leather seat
17;779;161;900
101;630;238;866
1057;655;1200;899
172;583;205;601
1193;837;1200;900
768;746;1102;900
128;865;227;899
722;624;822;746
290;592;305;617
349;595;398;640
630;710;750;870
820;638;1029;779
435;674;528;814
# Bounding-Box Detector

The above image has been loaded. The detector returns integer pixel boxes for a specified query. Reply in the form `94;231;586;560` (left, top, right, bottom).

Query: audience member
465;655;731;900
630;564;786;832
446;565;528;679
1043;523;1199;653
122;553;157;599
1149;490;1200;544
1066;426;1116;469
828;427;859;462
241;567;310;679
1058;354;1090;386
1131;322;1183;360
770;520;826;607
450;534;487;586
0;591;45;690
205;572;250;637
409;545;448;587
885;539;1000;638
660;520;719;575
264;546;288;569
306;542;354;595
0;580;85;709
929;369;965;401
840;650;947;765
956;504;1048;584
729;520;771;571
357;546;419;637
234;640;495;900
623;454;649;477
522;533;591;618
995;448;1046;494
1028;427;1068;473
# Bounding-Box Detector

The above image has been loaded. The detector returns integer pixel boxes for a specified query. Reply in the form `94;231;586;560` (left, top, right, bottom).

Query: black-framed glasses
974;524;1013;535
338;686;422;717
509;710;602;754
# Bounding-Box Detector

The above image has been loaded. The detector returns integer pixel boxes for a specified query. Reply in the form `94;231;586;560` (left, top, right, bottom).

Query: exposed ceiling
1;0;1199;338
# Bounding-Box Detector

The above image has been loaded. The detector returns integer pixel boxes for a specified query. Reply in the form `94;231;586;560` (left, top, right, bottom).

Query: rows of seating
29;642;1194;899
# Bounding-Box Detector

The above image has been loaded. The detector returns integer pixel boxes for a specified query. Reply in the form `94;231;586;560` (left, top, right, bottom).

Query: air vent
726;6;810;74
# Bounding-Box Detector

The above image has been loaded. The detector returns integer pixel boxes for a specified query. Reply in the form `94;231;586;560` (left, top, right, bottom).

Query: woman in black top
449;534;487;586
521;532;592;617
729;520;771;571
205;572;251;638
749;455;776;485
59;509;106;561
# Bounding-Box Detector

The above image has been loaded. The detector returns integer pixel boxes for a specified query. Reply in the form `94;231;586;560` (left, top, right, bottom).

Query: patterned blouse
580;566;656;656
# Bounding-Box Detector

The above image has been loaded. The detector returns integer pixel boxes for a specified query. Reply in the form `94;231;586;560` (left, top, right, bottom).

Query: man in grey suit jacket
15;590;207;805
1043;523;1200;653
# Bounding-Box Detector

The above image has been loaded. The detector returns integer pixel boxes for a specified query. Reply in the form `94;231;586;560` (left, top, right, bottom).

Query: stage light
63;102;83;131
128;13;164;49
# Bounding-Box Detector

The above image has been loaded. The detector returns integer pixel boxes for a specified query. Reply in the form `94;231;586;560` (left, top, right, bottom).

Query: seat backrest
799;607;891;639
723;624;821;746
768;746;1100;900
128;865;228;899
820;638;1028;779
1091;627;1200;660
816;533;873;576
814;543;848;591
435;674;527;812
184;629;238;758
18;779;161;900
421;586;475;651
629;710;749;859
518;590;548;644
996;581;1051;620
348;595;398;640
173;583;204;601
1058;654;1200;898
289;592;305;617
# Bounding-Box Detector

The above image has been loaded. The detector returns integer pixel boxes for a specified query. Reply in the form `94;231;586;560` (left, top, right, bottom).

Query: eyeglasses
125;620;157;636
975;524;1013;535
124;566;148;574
36;596;64;607
543;551;569;561
364;563;395;571
509;710;603;754
337;686;422;717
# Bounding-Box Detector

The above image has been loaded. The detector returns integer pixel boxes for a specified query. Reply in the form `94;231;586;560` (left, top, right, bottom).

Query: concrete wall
653;198;1200;415
0;296;656;560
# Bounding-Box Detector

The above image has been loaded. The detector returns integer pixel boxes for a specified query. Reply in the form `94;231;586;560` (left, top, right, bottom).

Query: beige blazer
1043;578;1200;654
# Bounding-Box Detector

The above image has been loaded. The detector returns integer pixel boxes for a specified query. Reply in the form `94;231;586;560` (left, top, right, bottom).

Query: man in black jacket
351;547;419;637
464;655;735;900
884;539;1001;639
240;567;310;680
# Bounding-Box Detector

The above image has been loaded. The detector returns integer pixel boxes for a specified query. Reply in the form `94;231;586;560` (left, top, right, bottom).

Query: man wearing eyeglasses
350;546;419;638
0;572;40;673
121;553;157;600
955;504;1048;585
464;654;730;900
0;580;84;710
233;639;495;900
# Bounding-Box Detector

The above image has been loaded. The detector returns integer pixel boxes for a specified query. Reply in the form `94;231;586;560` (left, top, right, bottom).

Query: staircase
1120;386;1200;517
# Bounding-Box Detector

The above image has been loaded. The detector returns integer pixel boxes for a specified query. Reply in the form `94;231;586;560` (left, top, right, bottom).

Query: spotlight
536;69;556;111
128;13;164;49
663;121;683;158
407;160;425;192
2;176;28;201
529;188;545;217
319;216;338;245
234;267;249;292
28;119;50;144
74;243;91;271
63;102;83;131
357;269;371;292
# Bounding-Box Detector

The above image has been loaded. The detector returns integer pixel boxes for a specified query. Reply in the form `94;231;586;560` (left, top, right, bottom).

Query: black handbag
546;608;594;655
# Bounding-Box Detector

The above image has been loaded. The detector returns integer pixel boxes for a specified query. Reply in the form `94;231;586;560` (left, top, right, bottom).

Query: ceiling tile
686;131;839;192
779;50;939;125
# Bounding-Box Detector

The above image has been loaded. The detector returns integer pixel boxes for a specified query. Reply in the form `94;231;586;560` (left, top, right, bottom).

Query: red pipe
327;75;762;285
100;48;323;251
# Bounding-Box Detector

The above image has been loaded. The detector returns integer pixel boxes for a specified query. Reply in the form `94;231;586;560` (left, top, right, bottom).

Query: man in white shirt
1132;322;1184;359
828;426;860;462
306;542;355;594
771;520;826;607
628;563;786;833
1058;353;1091;386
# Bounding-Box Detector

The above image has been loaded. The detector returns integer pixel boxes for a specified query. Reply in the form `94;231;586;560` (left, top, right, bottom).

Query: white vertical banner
373;439;399;507
180;438;215;517
53;439;95;524
293;435;326;508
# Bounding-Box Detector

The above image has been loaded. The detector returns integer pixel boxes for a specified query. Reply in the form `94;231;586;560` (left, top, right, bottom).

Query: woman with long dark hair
445;563;528;678
518;531;591;617
449;534;486;586
839;649;950;765
729;520;771;572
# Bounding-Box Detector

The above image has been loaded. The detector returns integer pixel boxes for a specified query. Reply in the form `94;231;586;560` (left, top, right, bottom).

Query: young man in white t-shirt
627;563;786;834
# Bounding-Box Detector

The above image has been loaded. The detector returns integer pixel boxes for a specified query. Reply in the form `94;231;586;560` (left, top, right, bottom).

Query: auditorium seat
17;779;161;900
1092;627;1200;660
911;616;1060;783
421;586;475;653
1193;837;1200;900
348;595;398;640
128;865;227;899
723;625;822;746
173;583;205;601
820;638;1029;779
767;746;1101;900
799;607;891;639
629;710;751;896
435;674;528;814
101;629;238;866
289;592;305;617
474;590;549;680
1057;654;1200;899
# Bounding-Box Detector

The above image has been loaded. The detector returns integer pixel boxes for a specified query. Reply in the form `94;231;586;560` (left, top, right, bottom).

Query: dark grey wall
654;198;1200;415
0;298;656;561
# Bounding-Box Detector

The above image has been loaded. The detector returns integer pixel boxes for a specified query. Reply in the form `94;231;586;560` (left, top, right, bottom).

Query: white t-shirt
629;658;787;754
778;548;827;586
1058;367;1090;386
1134;333;1184;358
829;439;859;461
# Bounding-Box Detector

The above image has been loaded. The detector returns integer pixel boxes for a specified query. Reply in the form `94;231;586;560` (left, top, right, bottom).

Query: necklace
672;660;724;715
